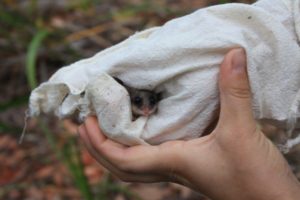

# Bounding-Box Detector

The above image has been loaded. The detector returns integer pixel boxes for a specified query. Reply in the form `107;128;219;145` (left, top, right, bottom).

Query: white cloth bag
29;0;300;146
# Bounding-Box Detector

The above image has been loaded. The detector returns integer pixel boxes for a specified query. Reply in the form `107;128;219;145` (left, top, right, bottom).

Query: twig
66;23;113;42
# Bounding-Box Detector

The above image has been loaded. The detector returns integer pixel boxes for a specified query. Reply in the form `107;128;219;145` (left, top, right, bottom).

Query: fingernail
232;49;246;74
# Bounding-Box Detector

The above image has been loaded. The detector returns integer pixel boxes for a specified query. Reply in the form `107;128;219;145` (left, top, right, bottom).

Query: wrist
235;170;300;200
279;175;300;200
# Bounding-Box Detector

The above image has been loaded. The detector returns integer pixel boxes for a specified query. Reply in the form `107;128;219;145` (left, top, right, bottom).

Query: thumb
218;48;255;128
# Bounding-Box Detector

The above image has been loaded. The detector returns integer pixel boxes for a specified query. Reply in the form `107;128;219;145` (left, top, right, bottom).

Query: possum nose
143;107;150;116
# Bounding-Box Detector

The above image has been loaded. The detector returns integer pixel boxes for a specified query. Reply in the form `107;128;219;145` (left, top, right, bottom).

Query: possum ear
113;77;124;85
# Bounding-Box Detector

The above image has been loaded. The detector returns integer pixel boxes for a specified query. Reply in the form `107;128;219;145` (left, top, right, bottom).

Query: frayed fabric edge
281;89;300;153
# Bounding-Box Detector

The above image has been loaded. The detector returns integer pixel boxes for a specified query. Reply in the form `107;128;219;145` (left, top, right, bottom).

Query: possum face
113;77;160;118
130;90;159;117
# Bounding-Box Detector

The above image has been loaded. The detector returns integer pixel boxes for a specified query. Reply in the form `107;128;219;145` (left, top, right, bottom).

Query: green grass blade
62;138;93;200
40;120;93;200
26;29;49;90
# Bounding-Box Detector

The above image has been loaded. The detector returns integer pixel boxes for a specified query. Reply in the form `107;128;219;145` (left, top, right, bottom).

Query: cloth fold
29;0;300;147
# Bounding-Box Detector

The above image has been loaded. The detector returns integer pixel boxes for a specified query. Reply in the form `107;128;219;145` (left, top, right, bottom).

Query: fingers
218;48;256;131
83;117;156;172
82;117;178;174
78;123;119;174
78;116;176;182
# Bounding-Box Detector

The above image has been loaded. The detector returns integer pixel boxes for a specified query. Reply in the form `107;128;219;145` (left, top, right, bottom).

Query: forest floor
1;0;257;199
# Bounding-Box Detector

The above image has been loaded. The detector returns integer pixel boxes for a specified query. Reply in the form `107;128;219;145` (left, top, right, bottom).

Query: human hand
78;49;300;200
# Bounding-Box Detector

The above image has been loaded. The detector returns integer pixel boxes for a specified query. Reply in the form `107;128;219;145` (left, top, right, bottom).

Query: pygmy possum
114;77;161;118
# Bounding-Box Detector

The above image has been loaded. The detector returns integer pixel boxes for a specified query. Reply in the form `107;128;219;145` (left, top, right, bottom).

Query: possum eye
133;96;143;107
149;95;157;106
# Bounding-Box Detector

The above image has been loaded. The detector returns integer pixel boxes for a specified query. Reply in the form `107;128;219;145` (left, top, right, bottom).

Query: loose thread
283;90;300;153
19;109;30;144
